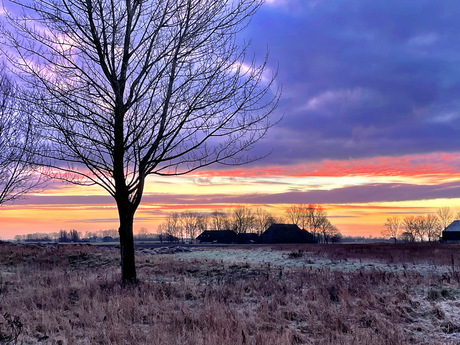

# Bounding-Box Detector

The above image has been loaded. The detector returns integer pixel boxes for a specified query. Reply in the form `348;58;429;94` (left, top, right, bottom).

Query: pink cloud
193;152;460;180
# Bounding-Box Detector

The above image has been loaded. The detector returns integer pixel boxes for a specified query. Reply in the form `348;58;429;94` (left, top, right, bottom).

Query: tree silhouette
0;72;41;205
3;0;278;283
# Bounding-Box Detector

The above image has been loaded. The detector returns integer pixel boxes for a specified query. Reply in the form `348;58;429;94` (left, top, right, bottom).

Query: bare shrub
0;313;22;345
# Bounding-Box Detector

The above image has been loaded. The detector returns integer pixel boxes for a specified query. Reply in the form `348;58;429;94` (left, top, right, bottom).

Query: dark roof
196;230;237;244
441;220;460;241
261;224;316;244
444;220;460;232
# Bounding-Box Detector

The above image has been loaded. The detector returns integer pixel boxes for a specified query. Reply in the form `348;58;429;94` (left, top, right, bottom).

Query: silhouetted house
261;224;316;244
235;233;260;244
196;230;237;244
442;220;460;243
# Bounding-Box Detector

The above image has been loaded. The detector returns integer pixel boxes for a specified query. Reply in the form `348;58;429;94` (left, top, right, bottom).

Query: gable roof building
196;230;237;244
442;220;460;242
261;224;316;244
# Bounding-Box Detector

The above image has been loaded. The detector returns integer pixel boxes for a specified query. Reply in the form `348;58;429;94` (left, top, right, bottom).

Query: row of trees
156;204;341;244
13;204;339;244
157;207;281;243
14;229;121;243
381;206;457;242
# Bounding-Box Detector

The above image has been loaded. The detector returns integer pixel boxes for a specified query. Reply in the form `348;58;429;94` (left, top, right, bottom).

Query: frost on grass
144;245;460;275
1;242;460;344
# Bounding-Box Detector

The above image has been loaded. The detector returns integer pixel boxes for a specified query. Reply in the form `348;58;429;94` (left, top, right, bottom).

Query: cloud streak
194;152;460;183
14;180;460;207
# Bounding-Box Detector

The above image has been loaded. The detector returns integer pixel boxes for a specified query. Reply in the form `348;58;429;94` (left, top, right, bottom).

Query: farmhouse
196;230;237;244
441;220;460;243
196;224;318;244
261;224;316;244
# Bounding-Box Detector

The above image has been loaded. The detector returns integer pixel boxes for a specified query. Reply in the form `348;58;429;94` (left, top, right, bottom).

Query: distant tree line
381;206;458;243
157;204;342;244
13;228;156;243
13;204;342;244
157;206;281;243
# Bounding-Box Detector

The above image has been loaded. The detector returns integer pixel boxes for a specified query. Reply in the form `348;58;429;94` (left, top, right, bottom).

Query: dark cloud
256;181;460;204
244;0;460;164
14;195;114;205
72;217;119;223
72;217;155;223
17;181;460;206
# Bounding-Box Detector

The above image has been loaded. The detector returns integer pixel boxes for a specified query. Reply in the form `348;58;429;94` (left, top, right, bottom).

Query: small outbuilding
441;220;460;243
196;230;237;244
261;224;316;244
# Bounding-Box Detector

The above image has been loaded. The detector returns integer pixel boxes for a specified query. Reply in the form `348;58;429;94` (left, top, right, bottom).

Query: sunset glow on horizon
3;0;460;240
3;151;460;239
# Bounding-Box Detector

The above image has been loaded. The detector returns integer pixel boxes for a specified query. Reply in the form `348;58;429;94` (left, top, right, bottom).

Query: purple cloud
15;181;460;207
243;0;460;165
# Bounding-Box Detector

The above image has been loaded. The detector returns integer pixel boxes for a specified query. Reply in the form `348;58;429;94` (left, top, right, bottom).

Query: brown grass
1;242;460;344
269;242;460;266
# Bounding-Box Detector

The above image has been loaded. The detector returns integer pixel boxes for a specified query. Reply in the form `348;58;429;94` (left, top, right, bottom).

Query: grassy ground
1;241;460;344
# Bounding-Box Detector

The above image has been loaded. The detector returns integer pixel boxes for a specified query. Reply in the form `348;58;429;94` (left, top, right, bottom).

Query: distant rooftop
445;220;460;232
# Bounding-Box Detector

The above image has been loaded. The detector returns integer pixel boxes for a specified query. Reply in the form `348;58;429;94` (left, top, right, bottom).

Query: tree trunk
118;206;137;284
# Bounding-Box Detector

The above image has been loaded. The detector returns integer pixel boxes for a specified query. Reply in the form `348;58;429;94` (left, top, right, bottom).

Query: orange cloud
193;152;460;180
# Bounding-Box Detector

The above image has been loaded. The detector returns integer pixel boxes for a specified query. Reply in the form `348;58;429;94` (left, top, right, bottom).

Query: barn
261;224;316;244
441;220;460;243
196;230;237;244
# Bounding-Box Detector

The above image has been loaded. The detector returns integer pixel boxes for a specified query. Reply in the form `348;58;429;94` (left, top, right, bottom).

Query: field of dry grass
1;241;460;344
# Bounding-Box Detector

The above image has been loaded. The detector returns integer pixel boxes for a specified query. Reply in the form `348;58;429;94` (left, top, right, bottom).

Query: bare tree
414;215;428;242
210;210;230;230
157;223;168;244
171;213;184;242
307;204;327;240
437;206;454;231
381;216;401;243
285;204;329;241
286;204;308;230
402;216;417;242
161;213;182;243
180;210;200;242
318;219;339;244
231;206;254;234
410;214;441;242
69;229;81;242
3;0;278;282
253;207;276;235
424;214;441;242
196;214;208;233
285;203;328;240
0;72;40;205
137;226;150;239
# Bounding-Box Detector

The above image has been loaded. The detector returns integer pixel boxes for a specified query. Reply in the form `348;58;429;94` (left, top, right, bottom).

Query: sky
3;0;460;239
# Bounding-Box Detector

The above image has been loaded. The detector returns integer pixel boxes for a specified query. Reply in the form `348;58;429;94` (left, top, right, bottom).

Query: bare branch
0;71;43;205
